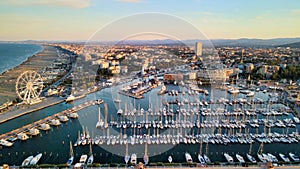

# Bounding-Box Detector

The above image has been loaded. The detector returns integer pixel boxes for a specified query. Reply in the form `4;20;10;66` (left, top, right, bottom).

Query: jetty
0;99;102;142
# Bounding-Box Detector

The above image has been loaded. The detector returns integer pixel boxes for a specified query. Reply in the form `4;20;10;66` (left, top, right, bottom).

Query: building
195;42;203;56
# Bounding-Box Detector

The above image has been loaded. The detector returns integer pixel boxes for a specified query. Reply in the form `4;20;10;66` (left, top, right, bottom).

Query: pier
0;99;101;142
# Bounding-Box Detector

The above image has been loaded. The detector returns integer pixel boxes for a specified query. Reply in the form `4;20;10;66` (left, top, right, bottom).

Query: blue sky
0;0;299;41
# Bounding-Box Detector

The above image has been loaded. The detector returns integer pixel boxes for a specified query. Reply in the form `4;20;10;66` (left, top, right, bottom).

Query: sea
0;84;300;166
0;43;43;74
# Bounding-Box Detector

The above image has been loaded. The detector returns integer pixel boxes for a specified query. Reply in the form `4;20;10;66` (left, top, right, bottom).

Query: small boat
236;154;245;163
289;153;300;162
168;156;173;163
143;154;149;165
17;133;29;141
30;153;42;165
257;153;267;162
185;152;193;163
79;154;88;164
59;115;69;122
69;113;79;119
0;139;13;147
246;154;257;163
66;141;74;166
39;123;51;131
22;155;33;166
29;128;40;136
117;109;123;115
87;143;94;165
114;99;122;103
50;119;61;126
246;91;255;97
224;153;234;163
198;154;205;164
130;153;137;165
267;153;278;163
124;155;130;164
279;153;290;163
203;154;211;163
96;106;104;128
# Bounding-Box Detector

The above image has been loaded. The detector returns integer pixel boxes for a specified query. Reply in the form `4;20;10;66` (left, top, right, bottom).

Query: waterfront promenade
0;97;65;124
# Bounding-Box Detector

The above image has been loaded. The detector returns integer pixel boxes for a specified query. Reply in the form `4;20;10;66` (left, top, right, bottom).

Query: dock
0;97;65;124
0;99;101;142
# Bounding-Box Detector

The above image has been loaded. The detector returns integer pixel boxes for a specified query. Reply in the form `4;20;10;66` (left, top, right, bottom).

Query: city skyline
0;0;300;41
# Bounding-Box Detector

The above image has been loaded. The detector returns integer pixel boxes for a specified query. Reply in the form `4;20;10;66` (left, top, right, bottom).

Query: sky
0;0;300;41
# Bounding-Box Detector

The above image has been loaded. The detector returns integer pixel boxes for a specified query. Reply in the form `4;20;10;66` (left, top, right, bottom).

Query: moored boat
289;152;299;162
30;153;42;165
279;153;290;162
198;154;205;164
224;153;234;163
22;155;33;166
246;154;257;163
236;154;245;163
185;152;193;163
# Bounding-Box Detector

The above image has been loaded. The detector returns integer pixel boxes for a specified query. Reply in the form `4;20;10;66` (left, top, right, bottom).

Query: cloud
5;0;90;9
116;0;142;3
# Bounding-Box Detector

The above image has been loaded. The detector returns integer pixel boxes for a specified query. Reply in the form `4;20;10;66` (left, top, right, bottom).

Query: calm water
0;43;43;74
0;86;299;165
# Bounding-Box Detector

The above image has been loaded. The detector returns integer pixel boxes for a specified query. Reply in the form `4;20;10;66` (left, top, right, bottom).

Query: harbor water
0;84;299;166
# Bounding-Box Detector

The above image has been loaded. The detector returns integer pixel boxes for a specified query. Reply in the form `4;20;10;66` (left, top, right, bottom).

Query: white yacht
50;119;61;126
124;155;130;164
236;154;245;163
185;152;193;163
87;143;94;165
279;153;290;162
130;153;137;165
257;153;267;162
22;155;33;166
17;133;29;141
246;154;257;163
96;106;104;128
30;153;42;165
289;153;299;162
246;91;255;97
59;115;69;122
198;154;205;164
39;123;51;131
0;139;13;147
29;128;40;136
267;153;278;163
203;154;211;163
224;153;234;163
168;156;173;163
69;113;79;119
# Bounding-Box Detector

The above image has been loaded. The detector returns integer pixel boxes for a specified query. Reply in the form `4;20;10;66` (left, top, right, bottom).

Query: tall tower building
195;42;203;56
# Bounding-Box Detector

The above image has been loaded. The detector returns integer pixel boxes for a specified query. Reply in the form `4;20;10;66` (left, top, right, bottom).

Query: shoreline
0;45;59;105
0;43;43;75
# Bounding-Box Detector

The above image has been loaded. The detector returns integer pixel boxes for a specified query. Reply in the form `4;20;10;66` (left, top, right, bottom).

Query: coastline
0;45;59;105
0;43;43;75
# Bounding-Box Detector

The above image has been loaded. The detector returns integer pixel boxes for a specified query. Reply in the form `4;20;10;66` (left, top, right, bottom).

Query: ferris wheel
16;70;44;104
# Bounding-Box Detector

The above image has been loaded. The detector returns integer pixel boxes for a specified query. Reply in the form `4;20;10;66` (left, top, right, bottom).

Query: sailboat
96;105;104;128
143;143;149;165
66;141;74;166
87;143;94;165
124;143;130;165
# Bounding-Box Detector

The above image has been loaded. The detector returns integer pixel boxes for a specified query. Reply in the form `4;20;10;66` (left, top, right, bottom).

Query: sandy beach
0;45;59;105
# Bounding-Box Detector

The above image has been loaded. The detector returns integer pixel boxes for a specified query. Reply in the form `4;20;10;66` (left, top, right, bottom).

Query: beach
0;45;59;105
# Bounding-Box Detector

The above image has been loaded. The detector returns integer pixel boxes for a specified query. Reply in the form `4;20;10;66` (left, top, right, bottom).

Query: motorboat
0;139;13;147
168;156;173;163
246;91;255;97
50;119;61;126
246;154;257;163
130;153;137;165
79;154;88;164
17;133;29;141
124;155;130;164
236;154;245;163
29;128;40;136
59;115;69;122
39;123;51;131
185;152;193;163
224;153;234;163
279;153;290;162
198;154;205;164
30;153;42;165
143;154;149;165
289;152;300;162
117;109;123;115
69;113;79;119
22;155;33;166
96;106;104;128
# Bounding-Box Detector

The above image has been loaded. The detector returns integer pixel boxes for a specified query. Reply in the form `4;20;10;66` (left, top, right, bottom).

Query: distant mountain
2;37;300;47
278;41;300;48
